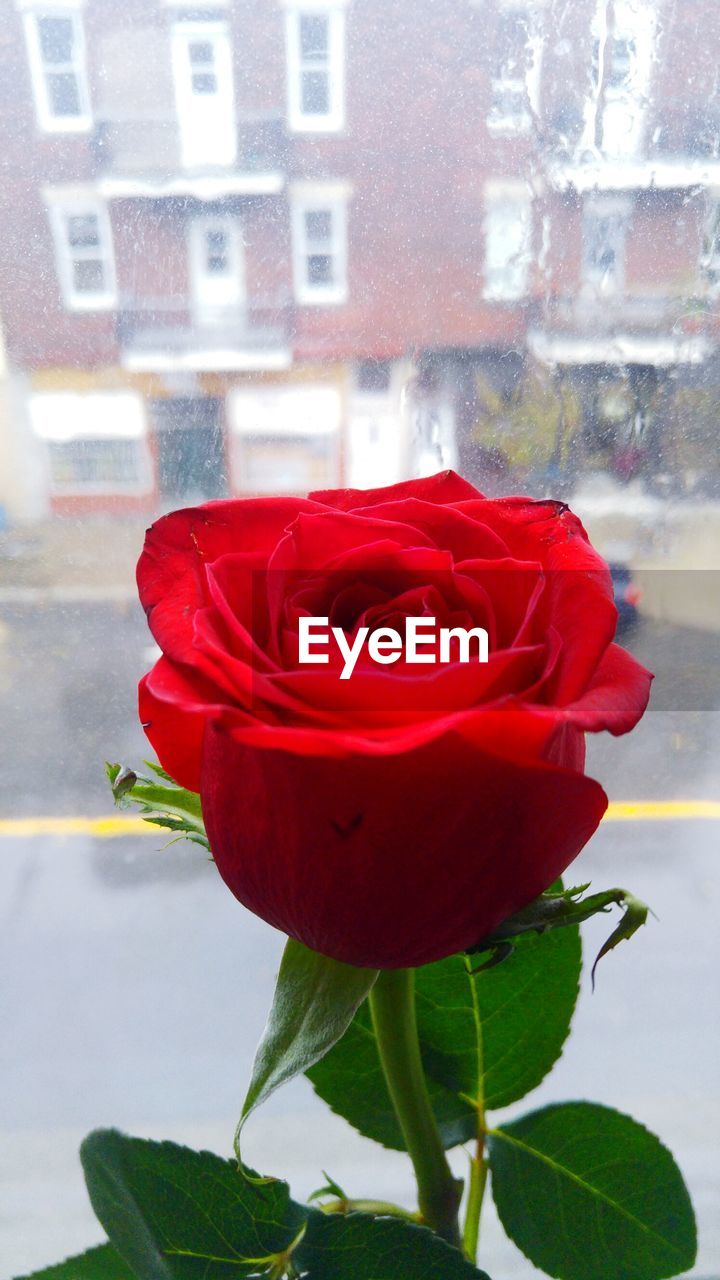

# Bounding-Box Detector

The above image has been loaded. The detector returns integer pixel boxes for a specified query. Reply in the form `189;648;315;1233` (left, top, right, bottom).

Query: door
153;398;227;503
171;22;237;168
188;216;245;326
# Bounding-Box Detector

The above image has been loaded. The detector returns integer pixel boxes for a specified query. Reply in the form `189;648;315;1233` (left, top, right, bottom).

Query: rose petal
310;469;483;510
139;657;222;792
560;642;653;735
137;497;322;663
201;721;607;968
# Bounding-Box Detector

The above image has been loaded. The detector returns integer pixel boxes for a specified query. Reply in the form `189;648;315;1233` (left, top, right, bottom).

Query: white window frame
285;3;346;133
23;7;91;133
47;196;117;311
483;183;533;302
291;183;349;305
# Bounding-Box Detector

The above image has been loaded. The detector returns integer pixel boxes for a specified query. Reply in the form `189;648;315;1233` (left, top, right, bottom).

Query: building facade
0;0;719;517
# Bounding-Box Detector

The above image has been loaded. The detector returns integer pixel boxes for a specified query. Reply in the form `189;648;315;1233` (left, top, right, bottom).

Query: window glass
38;15;74;63
47;438;144;490
49;203;115;308
292;192;347;302
287;7;344;130
0;3;718;1277
26;10;89;128
583;200;627;292
484;191;532;300
206;230;229;272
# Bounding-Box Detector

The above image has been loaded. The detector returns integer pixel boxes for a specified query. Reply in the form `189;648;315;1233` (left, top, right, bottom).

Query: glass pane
301;68;330;115
48;438;140;486
66;215;100;248
305;209;332;242
495;10;527;78
608;36;636;89
1;4;718;1278
72;258;105;293
240;435;335;492
37;16;74;65
357;359;392;393
189;40;215;66
192;72;218;95
307;252;333;284
47;71;81;117
299;13;328;60
485;201;530;298
583;210;625;289
206;229;228;272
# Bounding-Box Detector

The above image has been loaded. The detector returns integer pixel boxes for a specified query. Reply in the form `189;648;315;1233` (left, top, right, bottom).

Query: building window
28;392;152;496
291;188;348;304
488;9;536;135
48;201;117;310
23;10;91;132
356;359;393;394
607;35;636;90
286;7;346;132
700;201;720;294
228;385;341;493
589;0;656;158
171;21;237;168
583;199;627;294
46;438;144;490
483;188;532;301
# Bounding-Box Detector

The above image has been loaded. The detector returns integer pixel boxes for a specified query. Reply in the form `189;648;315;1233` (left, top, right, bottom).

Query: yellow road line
0;800;719;838
603;800;720;821
0;815;149;837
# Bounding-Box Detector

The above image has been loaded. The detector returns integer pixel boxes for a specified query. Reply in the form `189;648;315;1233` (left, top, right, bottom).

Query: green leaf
13;1245;135;1280
79;1131;494;1280
238;939;377;1155
105;762;209;849
307;925;580;1150
296;1210;492;1279
80;1130;306;1279
488;1101;697;1280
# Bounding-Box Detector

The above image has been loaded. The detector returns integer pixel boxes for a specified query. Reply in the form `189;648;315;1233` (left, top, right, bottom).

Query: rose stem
462;950;489;1262
462;1142;487;1262
369;968;462;1247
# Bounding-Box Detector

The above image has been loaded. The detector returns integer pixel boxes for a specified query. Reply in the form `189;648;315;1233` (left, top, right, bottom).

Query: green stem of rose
369;968;463;1248
462;1143;487;1262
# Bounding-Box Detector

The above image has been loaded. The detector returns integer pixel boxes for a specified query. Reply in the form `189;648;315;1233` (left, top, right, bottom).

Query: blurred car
610;562;642;632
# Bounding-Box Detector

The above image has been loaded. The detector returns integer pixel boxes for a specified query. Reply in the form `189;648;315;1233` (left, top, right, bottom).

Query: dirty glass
0;2;718;1277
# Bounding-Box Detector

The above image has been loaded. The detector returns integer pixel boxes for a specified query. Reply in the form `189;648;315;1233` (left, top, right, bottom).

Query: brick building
0;0;719;517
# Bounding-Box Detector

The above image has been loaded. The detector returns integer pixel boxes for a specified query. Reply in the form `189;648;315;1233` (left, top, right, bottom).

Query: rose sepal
467;881;651;984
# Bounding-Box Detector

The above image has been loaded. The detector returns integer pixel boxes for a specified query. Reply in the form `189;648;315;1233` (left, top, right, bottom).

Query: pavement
0;601;718;1279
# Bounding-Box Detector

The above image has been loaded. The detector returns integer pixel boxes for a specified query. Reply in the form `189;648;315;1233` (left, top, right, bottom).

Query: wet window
0;2;718;1276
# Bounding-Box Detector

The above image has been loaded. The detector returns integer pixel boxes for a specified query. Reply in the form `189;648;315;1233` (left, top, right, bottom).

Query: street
0;602;718;1278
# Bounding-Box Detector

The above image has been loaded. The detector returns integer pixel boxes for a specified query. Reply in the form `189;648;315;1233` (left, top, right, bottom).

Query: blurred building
0;0;719;516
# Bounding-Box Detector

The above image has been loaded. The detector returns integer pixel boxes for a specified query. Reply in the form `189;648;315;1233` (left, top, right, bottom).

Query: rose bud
137;471;651;970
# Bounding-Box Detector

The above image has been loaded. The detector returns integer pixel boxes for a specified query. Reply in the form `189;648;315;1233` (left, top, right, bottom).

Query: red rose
137;470;651;969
